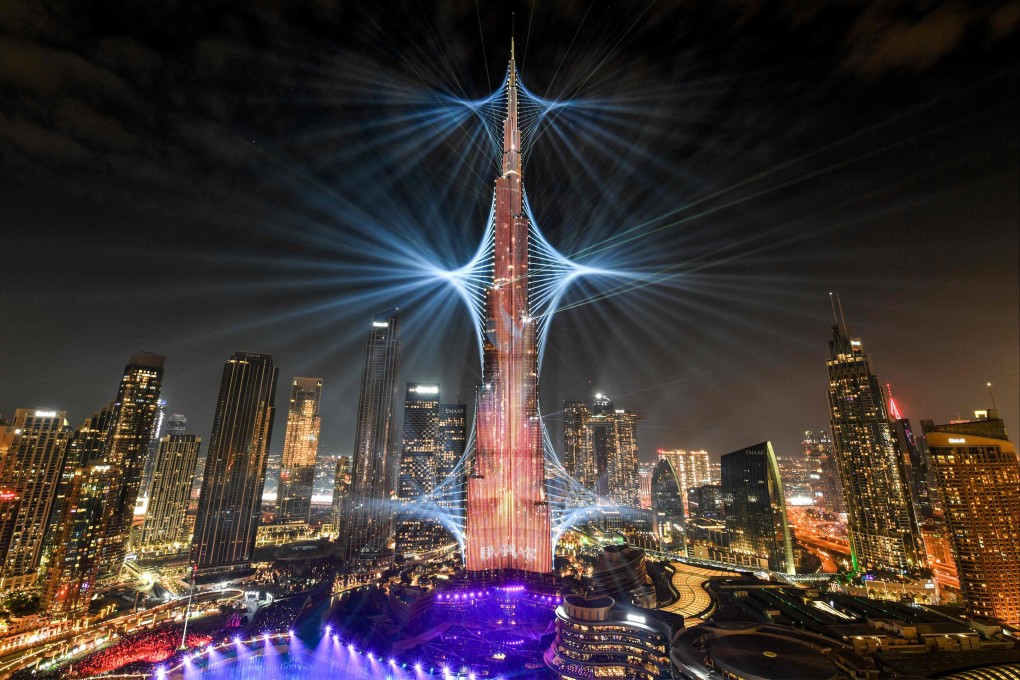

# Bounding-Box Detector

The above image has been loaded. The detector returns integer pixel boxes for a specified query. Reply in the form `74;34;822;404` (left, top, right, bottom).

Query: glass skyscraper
139;434;201;552
277;377;323;522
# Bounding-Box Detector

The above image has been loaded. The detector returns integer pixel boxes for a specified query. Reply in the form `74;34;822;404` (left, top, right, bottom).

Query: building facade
721;441;795;574
925;414;1019;626
650;458;685;549
563;400;594;493
563;394;642;507
657;449;711;515
191;352;278;577
396;383;441;555
803;429;843;513
343;312;400;557
277;377;323;522
139;434;201;553
826;325;920;572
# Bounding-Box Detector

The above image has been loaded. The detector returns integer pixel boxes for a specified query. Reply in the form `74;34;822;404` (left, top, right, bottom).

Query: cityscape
0;2;1018;680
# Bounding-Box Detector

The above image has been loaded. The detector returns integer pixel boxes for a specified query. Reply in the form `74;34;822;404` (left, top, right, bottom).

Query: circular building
272;539;337;580
697;632;837;680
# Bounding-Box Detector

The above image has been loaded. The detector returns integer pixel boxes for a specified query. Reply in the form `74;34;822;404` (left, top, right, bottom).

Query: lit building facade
0;409;70;592
100;352;165;575
562;400;594;493
436;403;467;511
139;434;201;552
191;352;278;577
650;458;685;549
826;325;920;572
887;387;933;523
330;455;351;536
721;441;795;574
657;449;711;515
563;394;642;506
465;46;552;573
925;414;1019;626
277;377;323;522
803;429;843;513
343;311;400;557
396;383;441;555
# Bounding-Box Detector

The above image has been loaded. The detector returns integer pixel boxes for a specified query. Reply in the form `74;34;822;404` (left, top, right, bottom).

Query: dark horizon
1;1;1017;464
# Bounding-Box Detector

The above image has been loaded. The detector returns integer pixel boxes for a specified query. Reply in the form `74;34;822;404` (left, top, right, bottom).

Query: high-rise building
139;434;201;553
563;401;594;492
343;312;400;558
802;430;843;513
277;377;323;522
687;484;724;521
650;458;684;549
656;449;711;515
330;455;352;536
465;46;552;573
925;412;1019;626
41;404;117;618
826;324;920;572
721;441;795;574
100;352;165;574
886;387;933;522
396;383;441;555
436;403;467;509
0;409;70;592
164;413;187;436
638;462;655;510
141;399;168;498
191;352;278;577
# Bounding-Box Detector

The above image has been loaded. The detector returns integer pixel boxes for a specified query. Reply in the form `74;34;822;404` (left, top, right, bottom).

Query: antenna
835;292;848;336
987;382;998;411
828;292;839;325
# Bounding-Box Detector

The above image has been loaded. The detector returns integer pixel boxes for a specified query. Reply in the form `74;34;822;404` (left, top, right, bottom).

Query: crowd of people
70;626;212;676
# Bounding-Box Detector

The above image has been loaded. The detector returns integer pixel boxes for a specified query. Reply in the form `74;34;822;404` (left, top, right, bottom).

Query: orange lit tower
465;43;552;573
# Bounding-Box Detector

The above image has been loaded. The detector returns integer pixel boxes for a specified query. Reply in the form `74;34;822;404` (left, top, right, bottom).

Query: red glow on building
465;43;552;573
887;383;903;420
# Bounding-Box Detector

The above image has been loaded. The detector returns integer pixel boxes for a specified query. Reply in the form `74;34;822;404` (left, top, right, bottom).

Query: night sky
1;1;1017;465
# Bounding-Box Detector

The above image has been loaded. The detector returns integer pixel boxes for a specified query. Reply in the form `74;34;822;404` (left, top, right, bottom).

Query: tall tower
100;352;165;574
465;44;552;573
563;400;594;495
343;312;400;557
395;383;441;555
277;377;323;522
139;434;201;552
191;352;278;577
657;449;711;515
826;325;920;572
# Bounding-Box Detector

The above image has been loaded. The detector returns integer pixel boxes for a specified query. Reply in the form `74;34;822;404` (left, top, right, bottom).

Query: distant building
343;311;400;558
139;434;201;553
721;441;795;574
277;377;323;522
637;461;655;510
650;458;684;549
925;411;1019;626
687;484;724;521
887;386;933;524
562;400;594;492
435;403;467;512
657;449;711;515
191;352;278;578
564;394;642;506
0;409;70;592
396;383;440;555
826;324;921;572
331;455;352;536
802;430;842;513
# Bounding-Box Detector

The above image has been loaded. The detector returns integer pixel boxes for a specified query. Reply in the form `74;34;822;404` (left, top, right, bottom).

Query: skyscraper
277;377;323;522
164;413;188;436
590;394;617;501
563;400;595;493
465;45;552;573
396;383;441;555
141;399;167;497
650;458;685;549
721;441;795;574
344;311;400;557
139;434;201;553
886;387;933;522
564;395;642;506
100;352;165;574
191;352;278;577
436;403;467;509
0;409;70;592
925;412;1019;626
802;430;843;513
41;404;117;618
657;449;711;515
826;324;920;572
331;455;352;535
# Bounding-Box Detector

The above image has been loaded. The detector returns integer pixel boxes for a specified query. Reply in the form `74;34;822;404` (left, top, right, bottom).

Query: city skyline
0;3;1015;465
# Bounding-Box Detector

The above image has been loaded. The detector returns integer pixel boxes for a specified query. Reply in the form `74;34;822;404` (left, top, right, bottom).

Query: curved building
651;458;685;549
546;594;678;679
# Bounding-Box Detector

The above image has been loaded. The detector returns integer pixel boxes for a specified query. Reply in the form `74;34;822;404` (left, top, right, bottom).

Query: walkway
659;563;737;626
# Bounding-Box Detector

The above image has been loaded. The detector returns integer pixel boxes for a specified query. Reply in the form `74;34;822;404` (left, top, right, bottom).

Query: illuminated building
138;434;201;552
688;484;724;520
343;311;400;557
395;383;441;555
657;448;711;515
650;458;684;548
465;44;552;573
41;404;117;617
826;324;920;572
140;399;166;496
802;429;843;513
0;409;69;592
100;352;165;575
191;351;278;577
436;402;467;510
925;412;1020;626
638;461;655;509
887;385;933;522
721;441;795;574
545;594;676;679
919;518;958;589
277;377;323;522
330;455;351;536
562;400;594;493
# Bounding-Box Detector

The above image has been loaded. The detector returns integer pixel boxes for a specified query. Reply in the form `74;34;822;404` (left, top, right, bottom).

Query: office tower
465;45;552;573
41;404;117;617
277;377;323;522
139;434;201;553
100;352;165;574
331;455;352;535
886;387;933;522
165;413;187;436
563;400;595;490
191;352;278;577
638;462;655;510
343;312;400;557
650;458;685;548
925;412;1019;626
688;484;724;521
826;324;920;572
613;408;642;506
657;449;711;515
436;403;467;508
0;409;70;592
395;384;441;555
589;394;617;501
141;399;168;496
721;441;795;574
802;430;843;513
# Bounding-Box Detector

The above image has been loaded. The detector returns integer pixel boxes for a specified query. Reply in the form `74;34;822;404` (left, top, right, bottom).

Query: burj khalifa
464;43;553;574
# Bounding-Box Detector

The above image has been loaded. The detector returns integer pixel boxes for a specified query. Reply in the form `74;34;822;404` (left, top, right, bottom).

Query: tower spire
509;38;517;90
